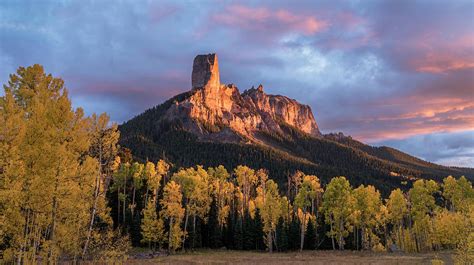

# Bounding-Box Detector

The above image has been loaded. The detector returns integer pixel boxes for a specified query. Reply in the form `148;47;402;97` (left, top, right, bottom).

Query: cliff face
165;53;321;142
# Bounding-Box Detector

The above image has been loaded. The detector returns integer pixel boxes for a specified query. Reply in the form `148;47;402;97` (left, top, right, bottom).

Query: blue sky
1;0;473;167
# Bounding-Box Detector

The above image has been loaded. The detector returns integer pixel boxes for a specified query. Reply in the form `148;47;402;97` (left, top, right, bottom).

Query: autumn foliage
1;66;473;263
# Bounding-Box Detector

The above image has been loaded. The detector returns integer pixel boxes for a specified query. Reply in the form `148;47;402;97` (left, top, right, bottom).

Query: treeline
113;159;473;261
1;65;473;264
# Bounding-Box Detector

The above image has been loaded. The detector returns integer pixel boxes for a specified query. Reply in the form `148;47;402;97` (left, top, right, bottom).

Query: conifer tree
234;214;244;250
288;217;301;251
276;217;289;252
254;208;265;250
207;197;222;248
304;218;317;250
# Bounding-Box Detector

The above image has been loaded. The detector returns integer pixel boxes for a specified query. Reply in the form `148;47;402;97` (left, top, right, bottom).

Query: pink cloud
213;5;327;36
352;97;474;142
410;34;474;73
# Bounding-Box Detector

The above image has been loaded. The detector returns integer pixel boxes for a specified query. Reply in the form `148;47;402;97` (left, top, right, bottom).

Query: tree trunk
145;189;149;206
353;228;356;250
48;175;60;263
330;220;335;250
123;176;127;224
131;186;136;217
82;156;102;258
18;208;31;265
362;225;366;250
300;211;306;251
273;230;278;251
268;231;273;253
338;220;344;250
168;217;173;253
182;210;189;250
192;215;196;249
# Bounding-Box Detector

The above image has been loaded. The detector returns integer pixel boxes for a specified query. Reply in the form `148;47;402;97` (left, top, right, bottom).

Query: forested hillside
119;92;473;196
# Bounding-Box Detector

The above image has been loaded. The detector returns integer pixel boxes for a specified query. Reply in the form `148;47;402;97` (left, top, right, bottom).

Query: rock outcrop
165;53;321;143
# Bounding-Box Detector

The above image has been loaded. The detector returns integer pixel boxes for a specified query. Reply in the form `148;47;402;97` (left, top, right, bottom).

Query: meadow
126;249;454;265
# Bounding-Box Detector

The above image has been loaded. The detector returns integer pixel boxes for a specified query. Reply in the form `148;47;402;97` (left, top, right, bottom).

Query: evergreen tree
243;210;255;250
254;209;265;250
208;197;222;248
288;217;301;251
234;215;244;250
276;217;289;252
304;219;317;250
224;210;235;249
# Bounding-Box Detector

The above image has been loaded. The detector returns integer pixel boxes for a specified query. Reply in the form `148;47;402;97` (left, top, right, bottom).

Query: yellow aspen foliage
156;159;171;183
258;180;282;253
172;166;212;248
234;165;258;212
295;174;323;251
321;176;354;250
432;209;469;249
352;185;383;250
141;201;165;249
409;179;439;252
160;181;185;252
0;65;111;263
443;176;474;213
208;166;234;227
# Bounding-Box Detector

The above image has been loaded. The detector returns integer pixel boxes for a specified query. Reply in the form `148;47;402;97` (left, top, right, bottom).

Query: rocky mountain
165;53;320;144
119;53;473;194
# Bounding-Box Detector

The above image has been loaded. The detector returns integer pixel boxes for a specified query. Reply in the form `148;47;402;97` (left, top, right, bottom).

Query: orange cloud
355;102;474;142
213;5;327;36
411;34;474;73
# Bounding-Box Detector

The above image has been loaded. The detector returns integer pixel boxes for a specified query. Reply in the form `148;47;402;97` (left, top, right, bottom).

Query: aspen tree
160;181;185;252
258;180;282;253
352;185;382;250
386;188;408;249
0;65;101;263
295;175;322;251
321;176;354;250
234;166;258;214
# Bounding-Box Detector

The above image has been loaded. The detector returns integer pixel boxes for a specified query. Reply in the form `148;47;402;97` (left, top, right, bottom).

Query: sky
1;0;473;167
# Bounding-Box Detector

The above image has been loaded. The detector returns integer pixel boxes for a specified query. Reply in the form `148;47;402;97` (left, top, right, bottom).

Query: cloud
376;130;474;167
1;0;473;166
212;4;327;40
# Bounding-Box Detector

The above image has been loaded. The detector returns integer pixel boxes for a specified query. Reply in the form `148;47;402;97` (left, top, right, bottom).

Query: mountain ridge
119;53;473;194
